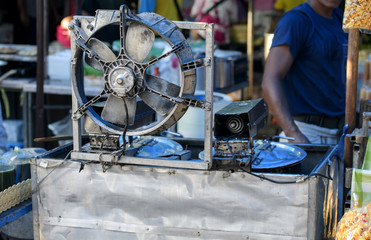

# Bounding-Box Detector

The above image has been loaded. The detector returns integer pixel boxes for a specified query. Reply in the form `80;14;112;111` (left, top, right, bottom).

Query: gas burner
213;139;253;169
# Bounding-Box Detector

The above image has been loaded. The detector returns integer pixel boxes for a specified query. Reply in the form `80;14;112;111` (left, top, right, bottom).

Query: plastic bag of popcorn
343;0;371;34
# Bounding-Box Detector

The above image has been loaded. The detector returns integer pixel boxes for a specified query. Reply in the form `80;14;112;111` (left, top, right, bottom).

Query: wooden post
247;0;254;100
344;29;360;168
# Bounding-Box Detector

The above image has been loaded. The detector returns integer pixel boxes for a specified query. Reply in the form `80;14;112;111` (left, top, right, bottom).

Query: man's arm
17;0;30;27
262;45;310;143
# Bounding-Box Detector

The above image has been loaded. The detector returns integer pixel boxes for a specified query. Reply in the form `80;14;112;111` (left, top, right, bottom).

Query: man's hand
286;129;310;143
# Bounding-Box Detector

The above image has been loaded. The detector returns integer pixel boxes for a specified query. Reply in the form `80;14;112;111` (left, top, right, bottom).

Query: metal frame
0;199;32;227
70;13;215;170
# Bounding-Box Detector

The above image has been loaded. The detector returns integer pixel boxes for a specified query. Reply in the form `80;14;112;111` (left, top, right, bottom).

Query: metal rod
203;23;214;168
71;152;210;170
36;0;47;147
70;20;83;152
344;29;360;168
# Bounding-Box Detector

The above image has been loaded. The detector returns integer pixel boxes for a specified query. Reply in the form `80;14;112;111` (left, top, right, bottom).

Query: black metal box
214;98;267;139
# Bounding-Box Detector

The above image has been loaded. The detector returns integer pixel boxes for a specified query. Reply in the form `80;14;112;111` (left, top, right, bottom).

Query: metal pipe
36;0;47;147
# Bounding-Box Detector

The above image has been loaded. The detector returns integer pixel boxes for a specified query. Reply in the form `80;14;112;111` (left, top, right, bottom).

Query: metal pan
251;140;307;170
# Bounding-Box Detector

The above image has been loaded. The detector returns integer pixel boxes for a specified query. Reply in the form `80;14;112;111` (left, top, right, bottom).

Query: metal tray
252;140;307;170
0;44;36;62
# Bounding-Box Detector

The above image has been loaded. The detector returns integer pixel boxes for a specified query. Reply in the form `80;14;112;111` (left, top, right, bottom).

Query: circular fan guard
70;5;198;136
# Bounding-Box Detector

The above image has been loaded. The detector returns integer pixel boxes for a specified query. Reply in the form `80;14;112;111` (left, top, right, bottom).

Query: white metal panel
32;159;311;240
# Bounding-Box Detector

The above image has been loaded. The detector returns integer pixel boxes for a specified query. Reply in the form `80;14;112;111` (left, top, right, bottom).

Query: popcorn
336;203;371;239
343;0;371;30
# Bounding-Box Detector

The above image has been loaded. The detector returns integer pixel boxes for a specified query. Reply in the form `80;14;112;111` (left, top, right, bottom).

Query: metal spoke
144;84;211;111
70;25;107;67
147;41;188;67
181;58;211;71
119;5;128;56
72;89;109;120
138;75;180;116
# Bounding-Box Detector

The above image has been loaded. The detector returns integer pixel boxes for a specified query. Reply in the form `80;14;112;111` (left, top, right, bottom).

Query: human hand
20;12;30;27
287;131;310;144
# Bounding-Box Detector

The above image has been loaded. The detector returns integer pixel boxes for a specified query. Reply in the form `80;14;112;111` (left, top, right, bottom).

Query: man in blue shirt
262;0;347;144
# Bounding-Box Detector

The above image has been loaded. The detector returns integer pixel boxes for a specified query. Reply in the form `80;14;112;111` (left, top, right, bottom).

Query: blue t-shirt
271;3;348;118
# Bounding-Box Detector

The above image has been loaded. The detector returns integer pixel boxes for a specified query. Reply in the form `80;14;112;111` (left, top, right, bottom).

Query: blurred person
17;0;37;44
261;0;347;144
274;0;306;13
139;0;193;38
17;0;62;44
56;16;73;48
139;0;183;21
190;0;239;46
254;0;275;34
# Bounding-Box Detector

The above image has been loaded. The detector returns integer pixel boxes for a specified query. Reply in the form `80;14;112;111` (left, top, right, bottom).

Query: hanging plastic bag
336;204;371;239
343;0;371;34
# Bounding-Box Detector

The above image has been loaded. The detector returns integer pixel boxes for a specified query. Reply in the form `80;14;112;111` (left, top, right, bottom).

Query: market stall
0;0;370;239
26;5;342;239
335;0;371;238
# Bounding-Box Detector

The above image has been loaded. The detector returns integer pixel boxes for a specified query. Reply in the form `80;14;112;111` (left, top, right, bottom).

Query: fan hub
108;67;135;97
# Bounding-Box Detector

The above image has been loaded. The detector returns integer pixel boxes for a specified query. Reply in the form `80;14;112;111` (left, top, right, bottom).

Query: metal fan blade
101;95;136;126
125;22;155;62
85;38;116;71
139;75;180;116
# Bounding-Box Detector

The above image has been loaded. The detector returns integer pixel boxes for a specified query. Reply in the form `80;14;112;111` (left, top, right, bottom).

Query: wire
120;98;129;154
109;97;129;159
238;167;332;185
225;137;237;166
31;150;73;194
